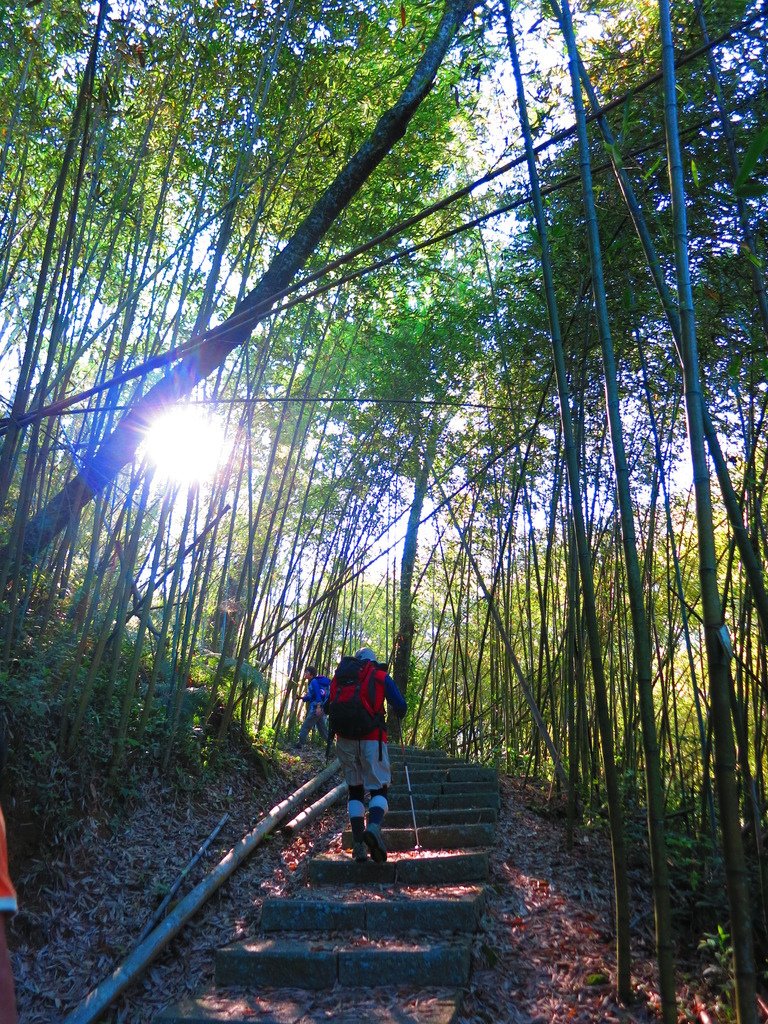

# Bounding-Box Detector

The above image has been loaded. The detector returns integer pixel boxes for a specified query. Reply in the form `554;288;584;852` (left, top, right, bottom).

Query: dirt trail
464;777;673;1024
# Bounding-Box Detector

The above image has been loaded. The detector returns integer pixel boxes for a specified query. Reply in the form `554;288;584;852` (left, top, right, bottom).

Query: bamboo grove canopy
0;0;767;1019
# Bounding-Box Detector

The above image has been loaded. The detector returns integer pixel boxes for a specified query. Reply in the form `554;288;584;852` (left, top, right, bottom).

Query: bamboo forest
0;0;767;1021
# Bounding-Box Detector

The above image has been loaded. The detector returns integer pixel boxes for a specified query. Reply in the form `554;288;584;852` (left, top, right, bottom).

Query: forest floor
9;751;717;1024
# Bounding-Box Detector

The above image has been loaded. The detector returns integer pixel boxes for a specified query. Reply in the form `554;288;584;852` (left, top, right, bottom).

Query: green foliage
584;971;610;986
734;126;768;196
699;925;735;1017
0;670;91;846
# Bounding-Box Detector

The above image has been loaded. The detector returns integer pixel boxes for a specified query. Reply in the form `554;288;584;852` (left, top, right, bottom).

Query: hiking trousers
335;737;391;790
297;708;329;746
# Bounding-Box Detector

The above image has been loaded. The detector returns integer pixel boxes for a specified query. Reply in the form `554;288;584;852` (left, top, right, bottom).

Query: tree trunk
392;431;438;700
556;0;677;1012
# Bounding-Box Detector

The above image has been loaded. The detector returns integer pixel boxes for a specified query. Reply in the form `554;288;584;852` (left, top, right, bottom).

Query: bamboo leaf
735;181;768;200
602;140;623;168
643;155;662;180
691;158;699;188
620;96;633;141
735;127;768;188
741;245;764;271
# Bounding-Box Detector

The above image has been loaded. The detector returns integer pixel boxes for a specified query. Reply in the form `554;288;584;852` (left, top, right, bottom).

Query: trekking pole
401;738;421;852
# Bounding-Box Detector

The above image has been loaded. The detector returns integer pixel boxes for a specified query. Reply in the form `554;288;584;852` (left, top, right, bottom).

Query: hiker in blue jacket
295;665;331;749
326;646;407;864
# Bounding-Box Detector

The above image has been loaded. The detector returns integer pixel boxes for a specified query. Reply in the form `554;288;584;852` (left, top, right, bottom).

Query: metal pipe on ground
63;758;341;1024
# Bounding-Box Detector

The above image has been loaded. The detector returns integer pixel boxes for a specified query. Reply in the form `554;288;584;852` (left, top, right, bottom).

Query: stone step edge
388;782;499;795
260;889;486;933
384;809;498;825
340;824;495;851
391;767;498;776
308;850;489;885
387;795;500;810
156;986;462;1024
389;776;498;787
215;936;472;989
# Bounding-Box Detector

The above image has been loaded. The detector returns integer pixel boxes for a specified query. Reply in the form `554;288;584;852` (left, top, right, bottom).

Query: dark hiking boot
352;840;368;863
363;822;387;863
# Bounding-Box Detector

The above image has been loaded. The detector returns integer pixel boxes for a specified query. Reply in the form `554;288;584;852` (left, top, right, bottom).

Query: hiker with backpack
295;665;331;750
325;646;407;864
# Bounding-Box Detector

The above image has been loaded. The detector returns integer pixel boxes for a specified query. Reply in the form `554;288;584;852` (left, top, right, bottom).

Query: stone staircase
157;748;499;1024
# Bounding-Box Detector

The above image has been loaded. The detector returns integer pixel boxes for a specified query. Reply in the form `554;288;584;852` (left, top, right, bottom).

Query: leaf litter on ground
11;764;705;1023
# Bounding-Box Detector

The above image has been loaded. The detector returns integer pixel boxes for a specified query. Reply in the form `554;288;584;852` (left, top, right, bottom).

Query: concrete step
390;767;498;785
438;791;500;809
341;823;495;851
309;850;489;886
388;780;498;797
387;790;500;812
384;807;498;827
398;746;446;757
215;936;472;988
389;748;450;763
391;770;450;782
389;750;449;758
157;987;462;1024
155;744;493;1024
260;888;486;934
389;755;457;766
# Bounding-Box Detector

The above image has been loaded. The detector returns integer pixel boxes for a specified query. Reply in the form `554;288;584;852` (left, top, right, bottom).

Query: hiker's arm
384;675;407;717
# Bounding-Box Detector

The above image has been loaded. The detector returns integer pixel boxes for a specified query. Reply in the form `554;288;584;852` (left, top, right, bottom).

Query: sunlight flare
142;405;230;485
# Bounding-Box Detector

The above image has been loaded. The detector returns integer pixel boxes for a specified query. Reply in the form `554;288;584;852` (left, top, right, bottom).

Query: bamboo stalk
15;0;478;563
502;1;632;999
437;479;568;787
658;0;757;1019
555;0;676;1011
282;781;347;835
